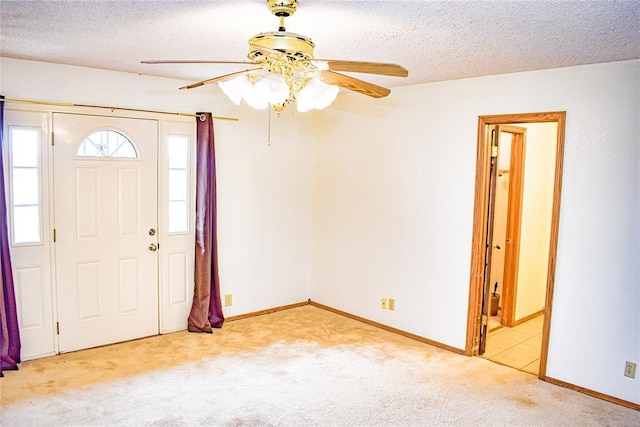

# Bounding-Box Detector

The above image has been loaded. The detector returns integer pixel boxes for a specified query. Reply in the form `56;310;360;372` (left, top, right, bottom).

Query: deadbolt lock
148;243;158;252
148;228;156;236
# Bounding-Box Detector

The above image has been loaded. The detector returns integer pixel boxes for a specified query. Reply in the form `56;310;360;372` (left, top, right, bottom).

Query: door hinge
481;314;488;327
490;128;498;158
51;131;55;146
53;229;56;242
56;322;60;335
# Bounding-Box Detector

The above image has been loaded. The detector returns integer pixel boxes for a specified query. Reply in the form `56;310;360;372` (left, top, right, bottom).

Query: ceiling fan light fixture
296;78;339;112
243;83;270;110
218;74;252;105
255;72;290;105
219;72;290;110
146;0;407;114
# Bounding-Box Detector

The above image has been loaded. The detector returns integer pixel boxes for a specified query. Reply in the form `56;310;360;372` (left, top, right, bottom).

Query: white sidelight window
9;126;42;245
167;134;190;233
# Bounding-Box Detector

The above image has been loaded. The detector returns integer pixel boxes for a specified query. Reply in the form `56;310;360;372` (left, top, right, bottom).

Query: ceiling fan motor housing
267;0;298;17
248;31;315;62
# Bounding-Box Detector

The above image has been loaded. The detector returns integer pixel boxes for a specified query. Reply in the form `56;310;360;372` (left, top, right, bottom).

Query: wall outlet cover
624;361;636;379
381;298;388;309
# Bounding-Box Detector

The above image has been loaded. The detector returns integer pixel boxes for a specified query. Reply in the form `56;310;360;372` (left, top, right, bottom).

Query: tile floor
481;314;544;375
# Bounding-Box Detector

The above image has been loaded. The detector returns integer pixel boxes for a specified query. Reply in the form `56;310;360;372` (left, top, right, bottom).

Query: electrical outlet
381;298;387;310
624;361;636;379
388;298;395;311
224;294;233;307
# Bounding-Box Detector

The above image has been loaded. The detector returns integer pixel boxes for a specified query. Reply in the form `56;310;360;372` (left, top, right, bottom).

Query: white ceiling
2;0;639;92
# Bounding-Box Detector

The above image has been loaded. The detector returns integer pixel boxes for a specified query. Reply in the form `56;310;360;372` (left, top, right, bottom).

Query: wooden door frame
499;125;526;327
478;124;500;355
465;111;566;380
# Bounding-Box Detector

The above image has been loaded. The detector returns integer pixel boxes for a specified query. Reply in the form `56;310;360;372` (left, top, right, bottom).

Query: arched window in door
77;129;138;158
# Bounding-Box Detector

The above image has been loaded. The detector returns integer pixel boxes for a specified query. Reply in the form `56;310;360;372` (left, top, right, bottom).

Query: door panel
479;125;527;352
53;113;159;353
488;170;509;302
159;121;196;333
486;126;525;327
3;109;55;359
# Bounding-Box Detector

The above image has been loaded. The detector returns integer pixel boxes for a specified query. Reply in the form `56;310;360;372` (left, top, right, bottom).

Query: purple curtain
0;96;21;376
188;113;224;332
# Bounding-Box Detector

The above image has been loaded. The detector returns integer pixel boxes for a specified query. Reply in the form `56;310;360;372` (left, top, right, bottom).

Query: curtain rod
2;97;239;122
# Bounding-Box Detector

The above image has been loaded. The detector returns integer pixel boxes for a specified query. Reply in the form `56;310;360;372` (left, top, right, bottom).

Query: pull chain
267;107;272;147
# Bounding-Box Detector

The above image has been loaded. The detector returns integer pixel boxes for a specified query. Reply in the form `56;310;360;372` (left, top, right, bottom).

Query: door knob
148;243;158;252
494;244;501;250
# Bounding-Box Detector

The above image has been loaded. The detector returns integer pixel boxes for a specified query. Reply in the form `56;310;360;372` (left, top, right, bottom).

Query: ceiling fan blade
319;71;391;98
179;68;261;90
142;60;253;65
316;60;408;77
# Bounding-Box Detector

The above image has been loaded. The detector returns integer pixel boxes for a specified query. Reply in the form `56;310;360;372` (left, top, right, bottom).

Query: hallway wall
309;60;639;404
514;122;557;322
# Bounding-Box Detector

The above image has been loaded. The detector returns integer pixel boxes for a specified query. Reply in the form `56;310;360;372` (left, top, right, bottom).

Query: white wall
308;94;475;348
1;58;314;319
214;109;315;315
3;57;638;405
309;60;639;404
514;122;557;321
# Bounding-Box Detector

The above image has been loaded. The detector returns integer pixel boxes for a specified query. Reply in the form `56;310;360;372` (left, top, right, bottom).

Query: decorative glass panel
9;126;42;245
167;135;190;233
77;130;138;158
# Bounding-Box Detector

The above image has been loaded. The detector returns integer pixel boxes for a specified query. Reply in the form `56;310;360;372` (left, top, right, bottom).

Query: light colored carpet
1;305;638;426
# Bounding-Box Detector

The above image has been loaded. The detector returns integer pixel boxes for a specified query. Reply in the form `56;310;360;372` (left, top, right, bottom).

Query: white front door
53;113;159;353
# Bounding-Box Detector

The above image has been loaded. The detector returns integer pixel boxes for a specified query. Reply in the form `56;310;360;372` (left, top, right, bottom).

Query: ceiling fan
142;0;408;113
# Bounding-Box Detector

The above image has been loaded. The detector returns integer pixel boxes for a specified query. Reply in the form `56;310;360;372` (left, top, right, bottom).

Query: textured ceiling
1;0;639;91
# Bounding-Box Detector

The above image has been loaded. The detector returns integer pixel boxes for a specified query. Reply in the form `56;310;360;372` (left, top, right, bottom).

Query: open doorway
486;124;526;333
466;112;566;379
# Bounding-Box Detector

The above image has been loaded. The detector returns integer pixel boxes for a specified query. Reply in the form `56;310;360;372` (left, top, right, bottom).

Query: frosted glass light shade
243;84;270;110
255;73;290;106
218;75;252;105
219;71;338;112
296;78;339;112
